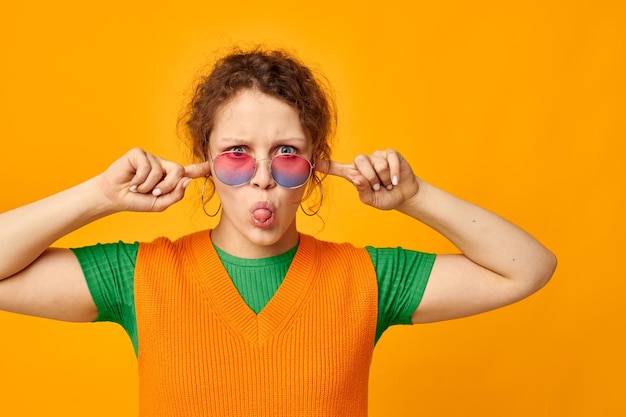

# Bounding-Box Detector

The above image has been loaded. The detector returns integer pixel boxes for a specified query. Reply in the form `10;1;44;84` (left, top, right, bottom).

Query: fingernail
152;189;162;197
352;178;361;186
129;185;138;193
183;179;191;189
392;176;398;186
386;184;394;191
373;183;380;191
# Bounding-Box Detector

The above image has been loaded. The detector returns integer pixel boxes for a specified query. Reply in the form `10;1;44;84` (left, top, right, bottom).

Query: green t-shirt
72;239;435;356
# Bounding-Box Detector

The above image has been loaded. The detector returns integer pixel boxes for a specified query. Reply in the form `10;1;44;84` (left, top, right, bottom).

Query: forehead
210;89;308;148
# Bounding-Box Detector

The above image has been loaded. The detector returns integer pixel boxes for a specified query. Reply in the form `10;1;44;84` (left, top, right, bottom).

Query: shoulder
298;233;374;270
138;229;212;252
136;230;215;272
299;233;368;254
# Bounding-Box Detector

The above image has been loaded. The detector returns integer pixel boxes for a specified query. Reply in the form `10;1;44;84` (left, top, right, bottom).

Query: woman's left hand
317;148;421;211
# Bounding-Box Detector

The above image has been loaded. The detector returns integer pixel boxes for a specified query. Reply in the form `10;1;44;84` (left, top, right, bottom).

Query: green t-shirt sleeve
70;242;139;354
366;246;436;343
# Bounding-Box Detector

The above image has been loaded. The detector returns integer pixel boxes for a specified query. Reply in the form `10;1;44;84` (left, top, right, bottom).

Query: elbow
540;249;558;286
506;248;557;303
524;249;557;295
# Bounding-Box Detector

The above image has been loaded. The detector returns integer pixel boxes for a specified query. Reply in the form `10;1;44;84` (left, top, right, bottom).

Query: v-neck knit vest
134;230;378;417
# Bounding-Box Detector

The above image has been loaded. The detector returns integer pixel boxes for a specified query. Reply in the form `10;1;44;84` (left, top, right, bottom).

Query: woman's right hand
97;148;211;213
0;148;212;321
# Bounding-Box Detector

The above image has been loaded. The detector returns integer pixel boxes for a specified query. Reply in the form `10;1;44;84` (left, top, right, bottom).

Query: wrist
74;176;122;219
396;177;429;217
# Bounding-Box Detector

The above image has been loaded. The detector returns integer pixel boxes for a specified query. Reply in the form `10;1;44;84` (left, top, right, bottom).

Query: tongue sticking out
253;208;272;223
251;202;275;228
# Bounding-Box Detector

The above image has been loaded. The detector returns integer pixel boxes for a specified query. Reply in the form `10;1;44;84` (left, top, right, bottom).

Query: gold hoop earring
201;176;221;217
300;182;324;217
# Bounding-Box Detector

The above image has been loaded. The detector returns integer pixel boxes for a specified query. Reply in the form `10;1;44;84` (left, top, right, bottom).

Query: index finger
183;161;212;179
315;159;355;180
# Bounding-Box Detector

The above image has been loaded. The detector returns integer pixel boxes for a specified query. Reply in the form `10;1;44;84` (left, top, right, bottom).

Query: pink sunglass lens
271;155;312;188
213;152;255;186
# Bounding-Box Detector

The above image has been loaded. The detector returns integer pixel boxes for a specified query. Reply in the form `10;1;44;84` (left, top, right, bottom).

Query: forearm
0;177;114;280
398;179;556;287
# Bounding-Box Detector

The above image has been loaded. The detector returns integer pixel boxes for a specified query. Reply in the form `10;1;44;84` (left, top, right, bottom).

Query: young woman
0;48;556;416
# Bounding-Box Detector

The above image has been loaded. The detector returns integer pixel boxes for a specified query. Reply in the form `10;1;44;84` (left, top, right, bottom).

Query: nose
250;158;275;189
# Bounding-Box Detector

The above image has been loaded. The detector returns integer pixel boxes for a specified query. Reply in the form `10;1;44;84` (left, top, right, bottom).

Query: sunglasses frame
211;151;315;189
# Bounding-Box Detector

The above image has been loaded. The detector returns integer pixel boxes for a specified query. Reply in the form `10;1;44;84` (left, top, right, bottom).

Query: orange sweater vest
135;230;378;417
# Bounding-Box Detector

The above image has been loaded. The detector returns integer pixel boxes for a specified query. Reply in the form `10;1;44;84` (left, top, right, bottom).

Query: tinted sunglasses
212;151;314;189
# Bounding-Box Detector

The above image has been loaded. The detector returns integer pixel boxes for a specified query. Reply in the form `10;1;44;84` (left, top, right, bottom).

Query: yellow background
1;1;624;416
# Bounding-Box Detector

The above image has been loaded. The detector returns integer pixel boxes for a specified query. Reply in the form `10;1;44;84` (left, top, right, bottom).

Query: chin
247;223;298;251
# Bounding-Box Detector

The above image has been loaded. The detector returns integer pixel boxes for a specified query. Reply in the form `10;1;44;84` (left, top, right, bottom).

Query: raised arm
317;149;557;323
0;148;210;322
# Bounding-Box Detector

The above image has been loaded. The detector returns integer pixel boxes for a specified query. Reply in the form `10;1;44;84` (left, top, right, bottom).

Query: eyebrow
216;136;309;146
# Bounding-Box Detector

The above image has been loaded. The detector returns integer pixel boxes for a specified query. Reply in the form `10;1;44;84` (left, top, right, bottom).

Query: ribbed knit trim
190;231;317;344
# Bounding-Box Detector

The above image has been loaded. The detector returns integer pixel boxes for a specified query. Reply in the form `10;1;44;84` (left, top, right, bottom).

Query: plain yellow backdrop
1;1;624;416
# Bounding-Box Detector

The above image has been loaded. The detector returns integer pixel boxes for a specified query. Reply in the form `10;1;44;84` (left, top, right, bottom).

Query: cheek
214;185;237;206
284;189;307;210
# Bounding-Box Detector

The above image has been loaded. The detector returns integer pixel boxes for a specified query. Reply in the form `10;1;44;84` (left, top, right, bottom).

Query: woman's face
208;89;312;258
